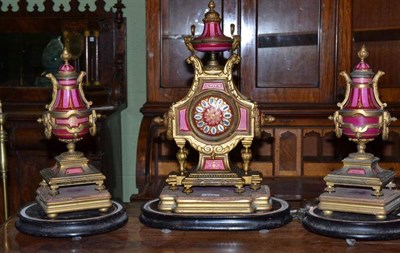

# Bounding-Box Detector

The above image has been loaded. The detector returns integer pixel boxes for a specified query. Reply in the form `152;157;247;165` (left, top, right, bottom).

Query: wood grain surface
2;201;400;253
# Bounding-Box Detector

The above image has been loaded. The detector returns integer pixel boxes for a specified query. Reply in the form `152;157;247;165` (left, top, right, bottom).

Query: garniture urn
327;45;397;197
36;45;111;218
39;47;98;150
183;0;240;70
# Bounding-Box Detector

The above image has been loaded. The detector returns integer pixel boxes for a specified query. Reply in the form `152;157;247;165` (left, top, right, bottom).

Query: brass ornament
159;53;265;195
36;45;111;218
0;101;8;220
154;1;274;213
322;46;400;218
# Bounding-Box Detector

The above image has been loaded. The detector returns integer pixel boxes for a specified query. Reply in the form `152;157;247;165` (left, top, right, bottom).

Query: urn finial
204;1;220;22
358;45;369;63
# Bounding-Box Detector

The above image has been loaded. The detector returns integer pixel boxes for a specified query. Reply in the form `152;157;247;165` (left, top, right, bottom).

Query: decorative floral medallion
192;95;234;137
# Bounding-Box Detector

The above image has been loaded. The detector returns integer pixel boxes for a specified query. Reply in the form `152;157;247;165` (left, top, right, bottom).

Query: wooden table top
1;201;400;253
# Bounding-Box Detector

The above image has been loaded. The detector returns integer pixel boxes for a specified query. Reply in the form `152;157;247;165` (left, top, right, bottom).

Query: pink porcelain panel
59;63;75;73
65;167;84;175
53;113;90;140
238;108;248;131
192;22;232;51
346;88;380;109
193;43;232;52
54;89;86;111
59;79;76;86
203;159;225;171
343;115;379;126
179;109;190;131
202;82;225;91
52;128;89;140
56;116;89;127
62;90;71;108
342;115;381;139
71;90;86;109
352;78;370;83
347;168;366;175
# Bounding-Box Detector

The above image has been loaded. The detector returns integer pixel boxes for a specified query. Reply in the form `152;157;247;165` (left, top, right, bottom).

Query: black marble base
302;206;400;240
15;200;128;238
140;197;292;230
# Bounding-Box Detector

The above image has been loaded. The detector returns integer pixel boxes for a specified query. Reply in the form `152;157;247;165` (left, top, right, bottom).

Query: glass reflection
0;33;62;87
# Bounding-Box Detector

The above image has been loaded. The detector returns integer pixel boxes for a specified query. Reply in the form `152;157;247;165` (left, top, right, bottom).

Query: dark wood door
241;0;336;105
352;0;400;104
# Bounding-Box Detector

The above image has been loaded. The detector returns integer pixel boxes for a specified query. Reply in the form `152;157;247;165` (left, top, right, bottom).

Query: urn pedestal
16;45;127;237
34;46;112;218
302;46;400;240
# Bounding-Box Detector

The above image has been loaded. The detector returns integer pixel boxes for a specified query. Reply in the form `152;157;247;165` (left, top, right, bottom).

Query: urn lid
203;0;221;22
56;46;79;79
191;0;233;52
350;45;375;84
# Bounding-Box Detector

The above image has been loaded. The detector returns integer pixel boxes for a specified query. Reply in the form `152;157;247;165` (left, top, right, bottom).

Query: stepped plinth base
318;187;400;219
40;156;106;192
140;192;291;230
15;200;128;237
36;184;112;218
323;155;395;194
303;206;400;240
158;185;271;213
166;169;262;194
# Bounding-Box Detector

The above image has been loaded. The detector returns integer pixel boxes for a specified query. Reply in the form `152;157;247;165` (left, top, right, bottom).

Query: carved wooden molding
1;0;121;15
1;0;125;27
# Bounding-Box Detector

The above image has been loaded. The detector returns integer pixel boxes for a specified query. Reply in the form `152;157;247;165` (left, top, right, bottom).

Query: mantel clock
140;1;291;230
158;0;273;196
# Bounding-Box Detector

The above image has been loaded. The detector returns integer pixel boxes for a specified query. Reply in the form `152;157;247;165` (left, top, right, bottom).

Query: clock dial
192;95;235;138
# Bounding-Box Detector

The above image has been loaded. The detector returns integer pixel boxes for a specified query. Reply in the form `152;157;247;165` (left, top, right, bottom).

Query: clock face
190;93;238;140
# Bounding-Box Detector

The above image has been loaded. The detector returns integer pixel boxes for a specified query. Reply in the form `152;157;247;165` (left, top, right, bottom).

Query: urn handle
328;111;342;138
89;110;101;136
382;111;397;140
37;112;53;139
337;71;352;109
372;70;387;109
183;25;195;53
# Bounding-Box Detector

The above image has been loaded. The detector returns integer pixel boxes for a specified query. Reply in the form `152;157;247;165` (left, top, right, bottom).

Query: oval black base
15;200;128;238
140;197;292;230
302;206;400;240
